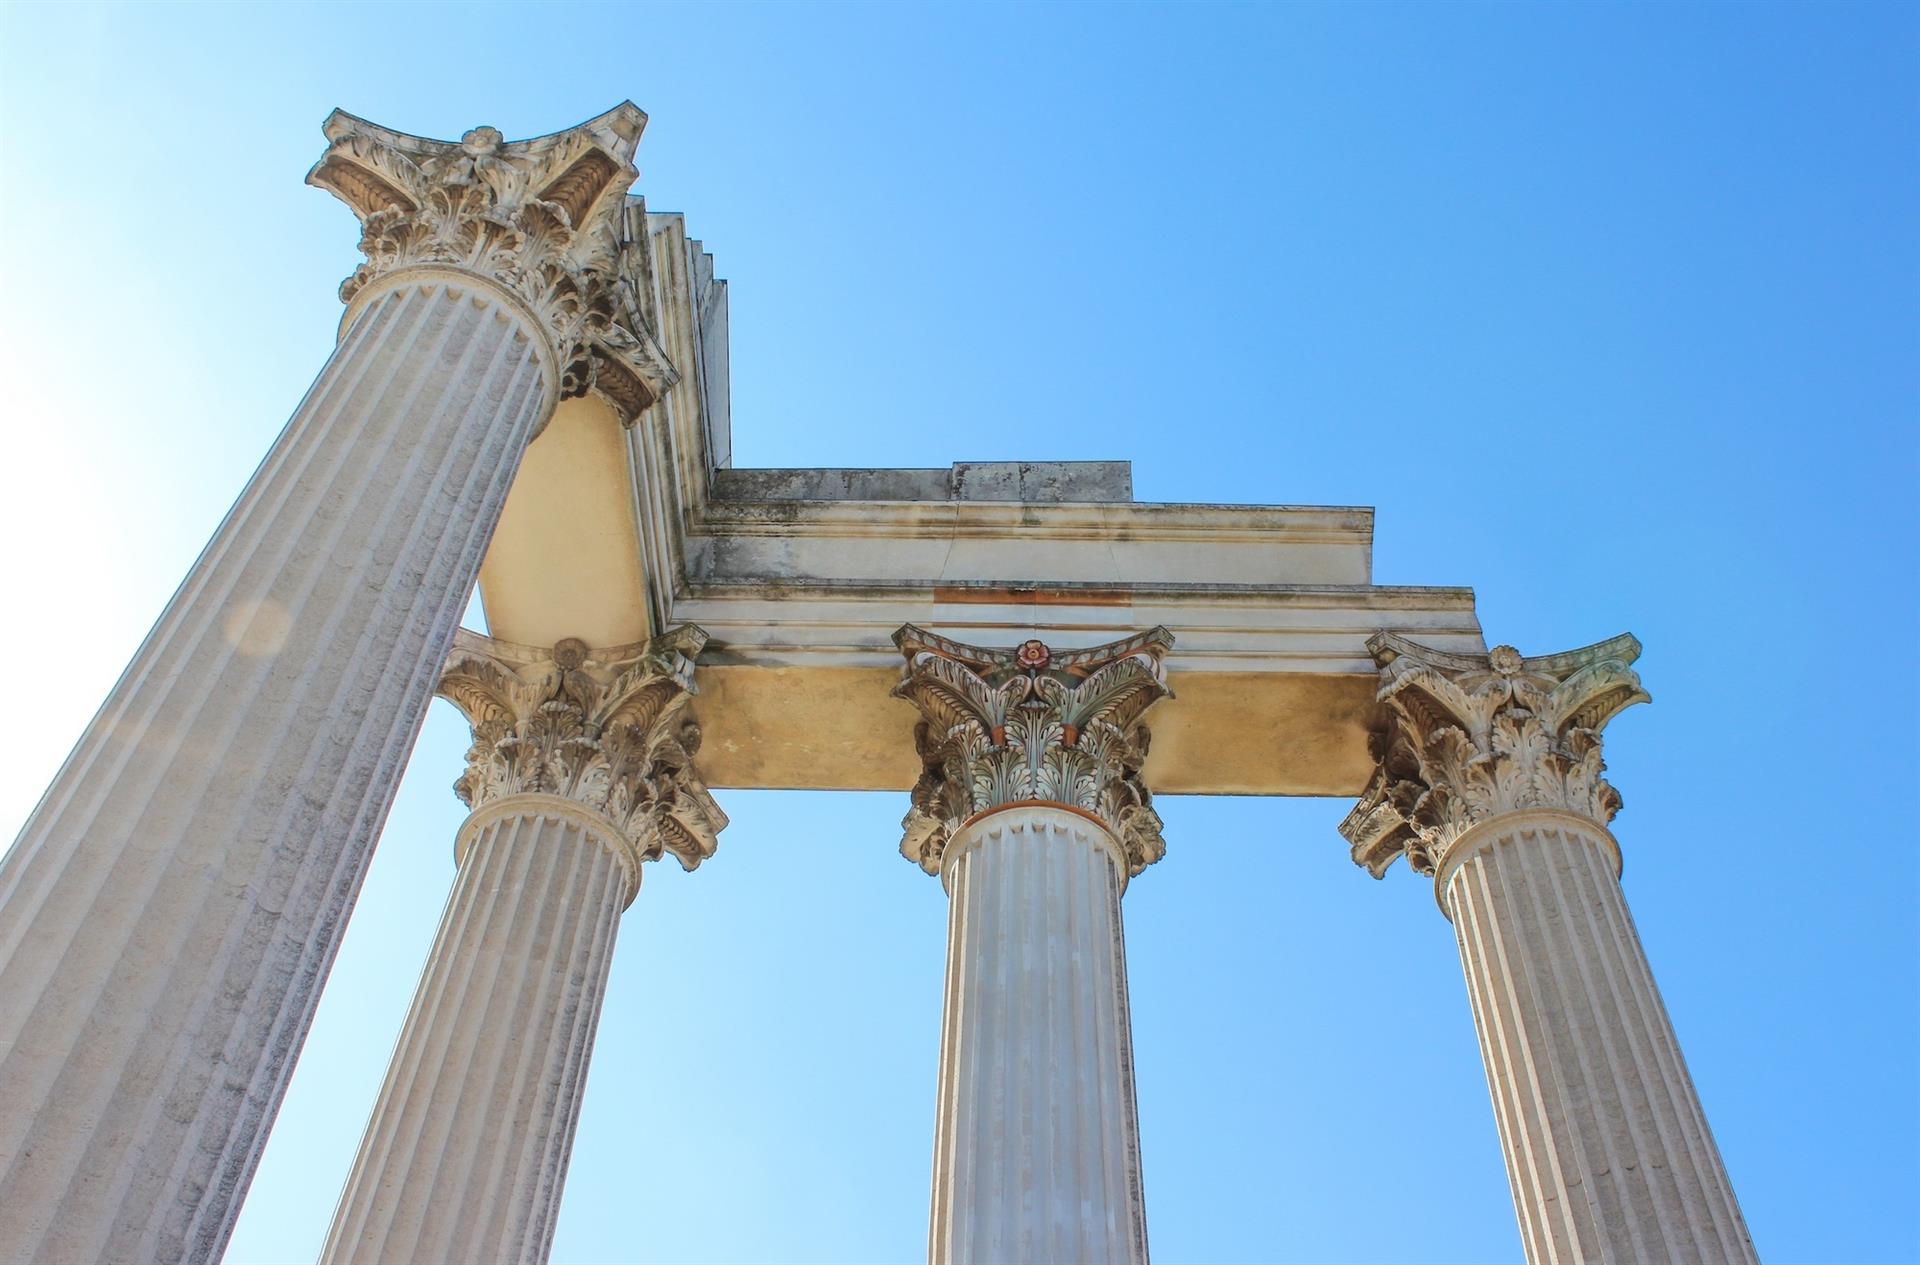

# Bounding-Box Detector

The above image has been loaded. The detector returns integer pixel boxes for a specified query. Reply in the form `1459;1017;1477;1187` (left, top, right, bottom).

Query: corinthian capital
436;626;726;870
891;625;1174;877
307;103;676;421
1340;633;1649;879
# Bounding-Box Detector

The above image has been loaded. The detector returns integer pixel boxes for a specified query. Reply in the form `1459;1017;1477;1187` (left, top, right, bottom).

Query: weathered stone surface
0;276;555;1265
308;103;674;423
714;466;956;503
1340;632;1648;885
439;627;725;873
947;460;1133;503
1448;813;1756;1264
321;801;628;1265
893;625;1172;878
0;104;672;1265
711;461;1134;505
928;805;1151;1265
893;630;1166;1264
322;630;722;1265
472;211;1487;800
1343;635;1756;1264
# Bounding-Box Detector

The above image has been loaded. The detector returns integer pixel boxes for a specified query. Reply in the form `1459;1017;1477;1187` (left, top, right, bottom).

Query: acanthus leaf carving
1339;632;1649;880
437;626;727;871
307;105;678;424
892;625;1174;877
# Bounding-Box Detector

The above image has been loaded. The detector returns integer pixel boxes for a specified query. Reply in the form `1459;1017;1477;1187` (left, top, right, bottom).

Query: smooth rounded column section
322;798;633;1265
932;806;1148;1265
1443;813;1755;1264
0;276;554;1265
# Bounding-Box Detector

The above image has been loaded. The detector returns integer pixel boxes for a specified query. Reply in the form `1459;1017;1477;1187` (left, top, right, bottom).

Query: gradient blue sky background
1;3;1914;1262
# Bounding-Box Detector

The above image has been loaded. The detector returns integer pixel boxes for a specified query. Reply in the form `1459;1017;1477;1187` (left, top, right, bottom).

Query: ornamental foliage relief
892;625;1174;877
1341;633;1649;879
307;104;676;421
437;626;726;869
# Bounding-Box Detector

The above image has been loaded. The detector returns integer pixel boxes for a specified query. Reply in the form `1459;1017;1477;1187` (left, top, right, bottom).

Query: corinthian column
1341;634;1756;1264
893;626;1173;1265
0;106;677;1265
322;627;724;1265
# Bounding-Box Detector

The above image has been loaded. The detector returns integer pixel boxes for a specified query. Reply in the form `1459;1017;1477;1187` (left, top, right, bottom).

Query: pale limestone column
322;628;724;1265
0;106;677;1264
893;626;1173;1265
1342;634;1757;1264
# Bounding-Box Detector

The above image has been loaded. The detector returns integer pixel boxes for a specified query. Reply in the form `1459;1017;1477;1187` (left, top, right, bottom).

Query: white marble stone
321;629;722;1265
1343;634;1756;1264
478;212;1490;802
930;805;1149;1265
320;799;630;1265
892;629;1169;1265
0;103;670;1262
0;276;554;1263
1445;812;1756;1264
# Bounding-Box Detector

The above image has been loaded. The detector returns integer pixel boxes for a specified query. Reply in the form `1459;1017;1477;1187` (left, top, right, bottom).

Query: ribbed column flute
327;800;626;1265
324;629;724;1265
0;105;673;1264
934;806;1147;1265
894;626;1173;1265
1342;634;1757;1264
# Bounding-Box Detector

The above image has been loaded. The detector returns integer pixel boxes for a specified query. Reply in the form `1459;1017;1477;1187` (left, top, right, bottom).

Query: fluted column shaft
1443;812;1756;1265
322;796;631;1265
1342;633;1756;1264
931;806;1149;1265
892;626;1172;1265
0;274;554;1264
319;627;722;1265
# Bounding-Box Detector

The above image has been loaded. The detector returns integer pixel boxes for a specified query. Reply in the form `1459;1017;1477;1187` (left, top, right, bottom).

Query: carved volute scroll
436;625;727;870
1340;632;1649;880
891;625;1175;877
307;103;677;422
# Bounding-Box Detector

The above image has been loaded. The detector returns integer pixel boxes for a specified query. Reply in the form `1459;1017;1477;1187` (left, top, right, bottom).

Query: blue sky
0;2;1914;1262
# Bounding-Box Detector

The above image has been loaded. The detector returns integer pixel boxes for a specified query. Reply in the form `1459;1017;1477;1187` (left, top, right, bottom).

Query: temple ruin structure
0;105;1757;1265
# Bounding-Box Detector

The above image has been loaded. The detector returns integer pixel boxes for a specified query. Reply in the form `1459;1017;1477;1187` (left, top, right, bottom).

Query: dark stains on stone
712;461;1133;505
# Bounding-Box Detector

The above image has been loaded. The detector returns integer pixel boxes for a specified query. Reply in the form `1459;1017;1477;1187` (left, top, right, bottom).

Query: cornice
606;214;1489;677
688;497;1374;544
667;575;1478;606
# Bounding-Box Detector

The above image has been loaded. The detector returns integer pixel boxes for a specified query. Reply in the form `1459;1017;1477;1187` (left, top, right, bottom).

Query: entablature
472;204;1485;800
